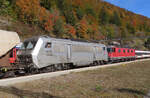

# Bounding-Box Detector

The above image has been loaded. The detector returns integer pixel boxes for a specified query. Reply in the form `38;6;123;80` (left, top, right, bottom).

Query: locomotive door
93;46;97;61
67;44;71;62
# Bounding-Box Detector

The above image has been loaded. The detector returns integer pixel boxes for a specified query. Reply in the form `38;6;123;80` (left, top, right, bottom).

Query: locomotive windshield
107;48;112;53
20;41;37;50
107;48;115;53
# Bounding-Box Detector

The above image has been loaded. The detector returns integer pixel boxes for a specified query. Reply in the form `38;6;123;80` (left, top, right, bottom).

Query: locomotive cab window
107;48;113;52
107;48;111;52
45;42;51;48
107;48;115;53
26;42;34;49
20;41;37;50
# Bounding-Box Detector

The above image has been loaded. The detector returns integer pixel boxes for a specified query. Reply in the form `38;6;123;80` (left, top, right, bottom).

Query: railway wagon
135;50;150;58
17;36;108;71
0;30;20;67
107;46;136;62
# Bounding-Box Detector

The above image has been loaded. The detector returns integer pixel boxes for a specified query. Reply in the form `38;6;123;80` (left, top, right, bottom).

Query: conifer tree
98;7;110;25
111;11;121;26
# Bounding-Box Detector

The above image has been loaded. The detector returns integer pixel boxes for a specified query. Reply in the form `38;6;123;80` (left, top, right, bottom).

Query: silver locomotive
17;36;108;72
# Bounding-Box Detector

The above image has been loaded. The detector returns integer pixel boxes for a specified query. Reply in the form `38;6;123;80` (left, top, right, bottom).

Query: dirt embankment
0;60;149;98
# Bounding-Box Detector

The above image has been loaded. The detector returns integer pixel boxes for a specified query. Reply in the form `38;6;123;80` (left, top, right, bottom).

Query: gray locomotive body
18;36;108;70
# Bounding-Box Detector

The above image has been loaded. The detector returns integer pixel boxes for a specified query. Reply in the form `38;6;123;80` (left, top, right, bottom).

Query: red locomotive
107;46;136;62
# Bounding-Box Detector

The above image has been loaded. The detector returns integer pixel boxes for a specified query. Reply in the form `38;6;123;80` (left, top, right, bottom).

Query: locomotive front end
17;37;38;67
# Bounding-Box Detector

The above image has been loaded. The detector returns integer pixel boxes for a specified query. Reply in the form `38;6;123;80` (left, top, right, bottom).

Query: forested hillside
0;0;150;45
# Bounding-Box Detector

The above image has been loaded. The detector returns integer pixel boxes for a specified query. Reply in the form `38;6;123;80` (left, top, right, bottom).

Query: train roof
0;30;20;57
107;45;134;49
24;35;105;46
24;36;41;42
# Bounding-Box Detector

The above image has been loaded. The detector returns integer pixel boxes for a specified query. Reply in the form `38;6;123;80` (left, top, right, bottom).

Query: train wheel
100;61;104;65
56;64;66;71
63;64;70;70
103;61;108;64
27;66;39;74
49;65;55;72
92;61;97;66
4;71;16;78
108;60;113;64
67;63;73;69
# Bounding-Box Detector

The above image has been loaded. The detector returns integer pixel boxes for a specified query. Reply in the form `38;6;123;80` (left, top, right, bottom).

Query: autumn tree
65;24;76;38
76;17;89;39
16;0;42;24
44;14;54;33
88;23;102;40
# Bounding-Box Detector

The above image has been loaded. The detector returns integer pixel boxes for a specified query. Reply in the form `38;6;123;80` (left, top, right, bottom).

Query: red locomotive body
107;46;135;62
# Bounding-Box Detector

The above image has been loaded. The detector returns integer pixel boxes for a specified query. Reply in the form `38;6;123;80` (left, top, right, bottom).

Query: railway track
0;58;149;86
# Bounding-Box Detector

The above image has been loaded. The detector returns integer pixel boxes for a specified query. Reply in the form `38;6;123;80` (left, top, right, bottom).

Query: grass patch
94;85;102;92
0;60;150;98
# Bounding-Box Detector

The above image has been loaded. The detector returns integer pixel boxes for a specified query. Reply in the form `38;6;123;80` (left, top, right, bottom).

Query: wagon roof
0;30;20;57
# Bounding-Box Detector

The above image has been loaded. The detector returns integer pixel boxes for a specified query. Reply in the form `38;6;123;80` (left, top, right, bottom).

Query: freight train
0;30;149;78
